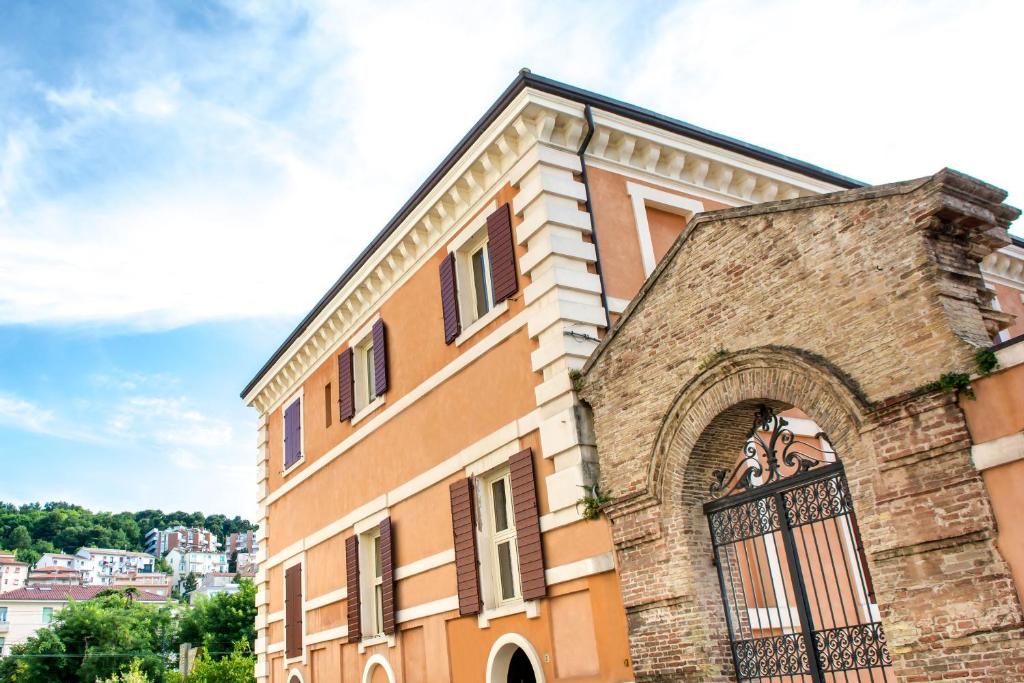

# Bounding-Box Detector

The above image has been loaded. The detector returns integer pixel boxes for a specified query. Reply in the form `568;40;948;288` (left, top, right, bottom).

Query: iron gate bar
703;406;893;682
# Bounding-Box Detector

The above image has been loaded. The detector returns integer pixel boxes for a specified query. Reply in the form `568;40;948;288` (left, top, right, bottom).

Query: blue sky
1;0;1021;519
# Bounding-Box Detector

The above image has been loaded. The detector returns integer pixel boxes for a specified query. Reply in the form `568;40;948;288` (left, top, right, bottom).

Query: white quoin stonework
509;128;603;515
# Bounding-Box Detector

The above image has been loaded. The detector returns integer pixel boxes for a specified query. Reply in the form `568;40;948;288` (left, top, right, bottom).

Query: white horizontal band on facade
262;308;531;509
263;403;544;571
394;549;456;581
972;431;1024;471
267;609;284;624
544;552;615;586
306;625;349;646
305;587;347;611
396;595;461;624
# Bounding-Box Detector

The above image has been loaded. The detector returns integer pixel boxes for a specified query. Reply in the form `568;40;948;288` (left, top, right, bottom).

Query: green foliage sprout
576;485;613;521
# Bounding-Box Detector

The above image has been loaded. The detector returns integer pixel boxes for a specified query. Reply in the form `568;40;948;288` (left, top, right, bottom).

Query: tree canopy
0;502;255;564
0;581;257;682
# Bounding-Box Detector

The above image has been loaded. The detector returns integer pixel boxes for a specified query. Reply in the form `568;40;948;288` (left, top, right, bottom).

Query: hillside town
0;527;259;658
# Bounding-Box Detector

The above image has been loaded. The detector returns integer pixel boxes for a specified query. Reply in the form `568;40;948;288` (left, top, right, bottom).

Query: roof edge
241;70;865;400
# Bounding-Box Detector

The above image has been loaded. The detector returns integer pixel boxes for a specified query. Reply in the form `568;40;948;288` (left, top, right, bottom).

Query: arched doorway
486;634;545;683
704;404;892;681
506;647;537;683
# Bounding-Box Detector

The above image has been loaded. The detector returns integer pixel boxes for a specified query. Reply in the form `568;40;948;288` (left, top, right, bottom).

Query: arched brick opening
608;348;877;681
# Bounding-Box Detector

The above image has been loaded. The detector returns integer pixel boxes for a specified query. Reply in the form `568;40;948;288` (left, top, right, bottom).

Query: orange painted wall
963;358;1024;604
994;282;1024;338
261;164;744;682
586;165;730;301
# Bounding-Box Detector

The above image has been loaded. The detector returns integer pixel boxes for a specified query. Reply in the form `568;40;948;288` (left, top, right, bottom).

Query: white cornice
244;90;589;413
586;109;846;203
245;89;853;414
982;243;1024;289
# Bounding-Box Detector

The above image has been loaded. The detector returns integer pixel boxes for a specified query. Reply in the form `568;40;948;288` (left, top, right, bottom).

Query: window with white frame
482;468;520;605
353;333;378;412
360;528;384;637
0;607;7;622
456;232;494;325
42;607;53;624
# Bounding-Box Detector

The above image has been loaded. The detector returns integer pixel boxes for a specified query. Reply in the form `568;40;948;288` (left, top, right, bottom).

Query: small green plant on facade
925;372;976;400
577;484;613;520
975;348;999;375
569;369;585;393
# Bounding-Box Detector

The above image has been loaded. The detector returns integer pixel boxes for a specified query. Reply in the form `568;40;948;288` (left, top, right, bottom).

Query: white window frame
281;390;304;474
41;607;53;625
446;201;509;346
344;316;386;425
480;467;521;608
359;527;385;639
0;606;7;622
626;181;704;276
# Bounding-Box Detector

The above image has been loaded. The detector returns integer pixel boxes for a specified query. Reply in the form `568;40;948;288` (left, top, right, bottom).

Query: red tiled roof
0;585;166;602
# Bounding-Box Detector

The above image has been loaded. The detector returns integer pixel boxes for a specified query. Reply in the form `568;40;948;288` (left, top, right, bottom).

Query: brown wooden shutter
486;203;518;304
284;564;303;658
338;348;354;422
509;448;546;600
379;517;396;634
372;319;388;397
439;252;461;344
345;535;361;643
449;478;481;615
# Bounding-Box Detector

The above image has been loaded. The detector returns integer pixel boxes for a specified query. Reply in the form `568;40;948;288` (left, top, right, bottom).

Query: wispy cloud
0;1;1019;331
0;392;57;435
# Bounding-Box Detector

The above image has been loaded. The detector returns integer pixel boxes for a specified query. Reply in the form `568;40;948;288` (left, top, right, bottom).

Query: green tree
181;573;198;595
6;525;31;550
154;557;173;574
176;580;256;658
99;660;152;683
0;591;176;683
165;641;254;683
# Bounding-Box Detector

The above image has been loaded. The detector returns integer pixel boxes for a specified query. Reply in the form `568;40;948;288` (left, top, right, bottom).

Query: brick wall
580;169;1024;681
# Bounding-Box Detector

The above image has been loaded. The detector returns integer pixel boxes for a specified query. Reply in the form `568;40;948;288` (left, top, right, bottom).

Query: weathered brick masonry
579;170;1024;681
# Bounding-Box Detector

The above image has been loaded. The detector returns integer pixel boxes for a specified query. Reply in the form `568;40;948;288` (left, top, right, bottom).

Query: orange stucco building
241;73;1024;683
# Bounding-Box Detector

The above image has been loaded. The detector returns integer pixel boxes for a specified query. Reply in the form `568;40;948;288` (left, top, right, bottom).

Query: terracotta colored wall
586;165;729;301
963;359;1024;605
994;282;1024;338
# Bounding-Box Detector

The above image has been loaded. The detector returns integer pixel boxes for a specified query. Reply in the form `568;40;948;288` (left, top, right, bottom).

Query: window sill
280;456;306;478
455;300;509;347
357;633;395;653
477;599;539;628
351;395;386;427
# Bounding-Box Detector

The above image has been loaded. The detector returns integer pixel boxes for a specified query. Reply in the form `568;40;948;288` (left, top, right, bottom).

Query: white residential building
73;548;155;585
0;554;28;594
189;573;242;603
165;548;229;591
35;553;78;570
0;585;165;656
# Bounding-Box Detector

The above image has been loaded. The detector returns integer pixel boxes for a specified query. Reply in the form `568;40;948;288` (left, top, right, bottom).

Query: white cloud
0;0;1020;332
0;392;57;435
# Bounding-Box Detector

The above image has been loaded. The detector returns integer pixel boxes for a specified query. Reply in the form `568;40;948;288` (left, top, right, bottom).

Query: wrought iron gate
704;406;893;682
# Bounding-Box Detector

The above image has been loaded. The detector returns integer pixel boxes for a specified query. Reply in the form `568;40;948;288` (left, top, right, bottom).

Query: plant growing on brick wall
697;347;729;372
975;349;999;375
925;372;976;400
569;369;585;392
576;484;613;520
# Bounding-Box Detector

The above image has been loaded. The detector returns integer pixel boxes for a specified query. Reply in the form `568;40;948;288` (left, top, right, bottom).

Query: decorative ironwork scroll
709;404;836;499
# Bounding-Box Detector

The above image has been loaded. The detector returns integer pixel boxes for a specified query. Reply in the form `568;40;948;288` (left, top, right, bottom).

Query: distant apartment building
26;566;84;586
189;573;243;603
35;553;77;570
74;548;155;586
234;551;259;575
0;585;165;656
0;554;28;594
111;570;173;597
145;526;219;556
165;548;229;591
225;530;258;556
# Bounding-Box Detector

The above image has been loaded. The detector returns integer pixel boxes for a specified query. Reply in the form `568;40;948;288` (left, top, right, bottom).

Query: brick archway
605;347;877;681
